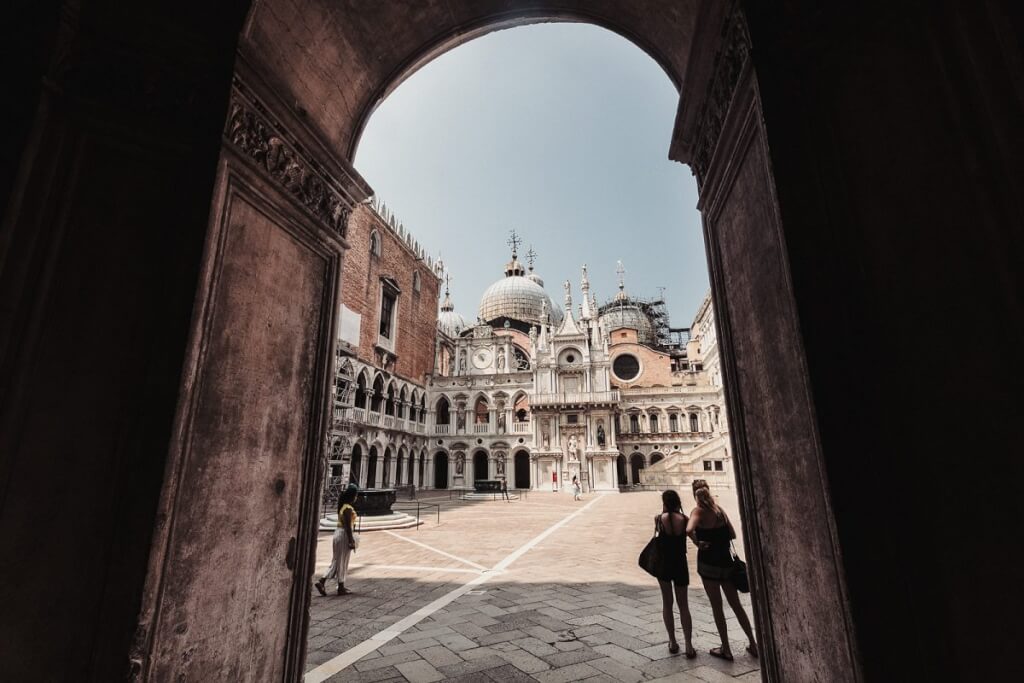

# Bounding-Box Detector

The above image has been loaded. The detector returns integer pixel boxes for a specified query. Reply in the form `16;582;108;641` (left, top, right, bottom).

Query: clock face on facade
472;348;493;369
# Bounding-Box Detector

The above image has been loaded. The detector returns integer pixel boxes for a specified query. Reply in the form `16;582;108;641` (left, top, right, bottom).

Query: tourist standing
315;483;358;596
652;490;696;657
572;475;582;501
687;484;757;660
501;477;511;502
551;470;558;491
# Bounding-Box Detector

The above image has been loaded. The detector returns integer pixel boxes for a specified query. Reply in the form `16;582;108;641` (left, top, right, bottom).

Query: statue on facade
567;434;579;461
456;412;465;431
458;350;466;374
496;454;506;475
497;347;505;370
597;423;606;447
497;412;506;434
455;453;465;476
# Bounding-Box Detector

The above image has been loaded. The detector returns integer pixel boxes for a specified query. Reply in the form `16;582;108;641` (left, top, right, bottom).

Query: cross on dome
507;229;522;257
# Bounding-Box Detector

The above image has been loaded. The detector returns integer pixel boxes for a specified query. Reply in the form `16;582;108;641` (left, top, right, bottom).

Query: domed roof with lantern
478;232;562;332
437;273;468;337
598;260;656;345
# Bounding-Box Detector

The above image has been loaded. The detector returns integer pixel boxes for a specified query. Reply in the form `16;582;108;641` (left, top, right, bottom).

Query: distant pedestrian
315;483;359;596
650;490;696;657
687;484;757;660
552;470;558;491
501;477;511;502
572;475;582;501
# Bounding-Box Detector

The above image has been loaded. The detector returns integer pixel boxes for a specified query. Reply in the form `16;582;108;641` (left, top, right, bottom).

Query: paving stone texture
306;491;760;682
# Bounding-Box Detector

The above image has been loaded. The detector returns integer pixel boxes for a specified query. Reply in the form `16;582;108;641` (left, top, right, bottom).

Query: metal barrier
391;500;440;529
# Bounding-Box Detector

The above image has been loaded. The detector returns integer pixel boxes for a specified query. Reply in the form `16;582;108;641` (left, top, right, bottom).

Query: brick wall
340;204;439;383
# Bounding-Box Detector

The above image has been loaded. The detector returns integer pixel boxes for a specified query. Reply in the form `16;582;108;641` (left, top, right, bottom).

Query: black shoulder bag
729;541;749;593
638;517;664;578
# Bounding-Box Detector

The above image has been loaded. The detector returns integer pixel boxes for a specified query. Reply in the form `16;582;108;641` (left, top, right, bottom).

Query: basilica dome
478;252;562;329
599;277;656;345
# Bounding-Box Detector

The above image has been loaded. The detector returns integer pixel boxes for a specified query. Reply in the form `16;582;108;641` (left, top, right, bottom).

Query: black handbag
729;542;750;593
638;518;664;577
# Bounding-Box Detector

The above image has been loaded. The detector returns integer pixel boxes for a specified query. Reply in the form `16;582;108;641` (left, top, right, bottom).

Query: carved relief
224;80;353;237
691;5;751;186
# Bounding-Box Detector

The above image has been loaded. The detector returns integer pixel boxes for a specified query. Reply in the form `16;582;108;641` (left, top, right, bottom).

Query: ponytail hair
694;485;722;519
661;489;682;513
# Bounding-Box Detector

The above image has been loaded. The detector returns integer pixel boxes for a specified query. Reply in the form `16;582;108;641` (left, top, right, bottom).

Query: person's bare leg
658;579;678;650
673;582;695;656
702;577;731;656
722;580;757;656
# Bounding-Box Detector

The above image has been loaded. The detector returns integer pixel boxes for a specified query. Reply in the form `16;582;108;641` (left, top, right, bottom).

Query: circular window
613;354;641;381
566;354;575;364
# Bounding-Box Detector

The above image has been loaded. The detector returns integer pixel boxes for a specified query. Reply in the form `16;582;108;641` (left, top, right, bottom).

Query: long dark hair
661;489;683;513
340;487;358;507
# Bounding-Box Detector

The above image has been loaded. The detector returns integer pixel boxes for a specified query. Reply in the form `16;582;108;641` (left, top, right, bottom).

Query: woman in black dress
653;490;696;657
687;484;757;661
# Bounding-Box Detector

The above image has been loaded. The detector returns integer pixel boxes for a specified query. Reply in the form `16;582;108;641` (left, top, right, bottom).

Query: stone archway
472;450;489;481
616;454;628;487
433;452;449;489
629;453;645;484
514;451;531;489
11;2;1017;681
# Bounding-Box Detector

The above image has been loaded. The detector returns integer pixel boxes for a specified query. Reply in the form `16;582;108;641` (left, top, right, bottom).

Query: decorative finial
564;279;572;308
616;260;626;291
507;229;522;257
581;263;589;288
445;273;451;296
526;246;537;270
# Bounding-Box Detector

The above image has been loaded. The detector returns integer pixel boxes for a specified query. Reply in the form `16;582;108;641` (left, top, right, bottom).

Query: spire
580;263;594;320
440;273;454;312
563;279;573;310
615;260;628;302
526;246;537;271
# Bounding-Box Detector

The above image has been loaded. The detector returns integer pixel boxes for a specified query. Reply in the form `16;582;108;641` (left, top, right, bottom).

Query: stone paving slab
306;491;760;681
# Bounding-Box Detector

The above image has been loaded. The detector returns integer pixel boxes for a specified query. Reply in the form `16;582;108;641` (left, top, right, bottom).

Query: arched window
629;414;640;433
398;386;407;419
512;346;530;370
649;414;659;433
371;375;384;412
419;395;426;423
385;383;396;416
355;373;368;409
513;393;529;423
412;270;421;292
689;413;699;432
474;397;489;424
369;230;381;257
435;397;451;425
669;413;679;432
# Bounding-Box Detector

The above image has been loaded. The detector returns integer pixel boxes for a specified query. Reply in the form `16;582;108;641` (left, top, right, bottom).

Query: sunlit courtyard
305;491;758;682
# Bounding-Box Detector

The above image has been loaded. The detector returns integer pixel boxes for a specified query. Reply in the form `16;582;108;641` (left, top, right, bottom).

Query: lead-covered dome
599;271;656;345
478;251;562;329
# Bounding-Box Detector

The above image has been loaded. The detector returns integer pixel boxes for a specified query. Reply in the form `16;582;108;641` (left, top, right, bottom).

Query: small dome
600;301;656;345
438;309;468;337
527;268;544;287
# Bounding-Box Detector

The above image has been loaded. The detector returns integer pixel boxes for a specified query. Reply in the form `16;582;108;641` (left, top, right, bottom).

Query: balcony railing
473;422;491;434
512;421;530;433
366;412;381;426
353;407;365;423
382;415;395;429
433;423;450;435
530;390;620;407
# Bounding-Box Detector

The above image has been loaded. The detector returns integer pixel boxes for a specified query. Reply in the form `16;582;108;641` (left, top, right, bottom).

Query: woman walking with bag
649;490;696;657
315;483;359;596
687;484;757;661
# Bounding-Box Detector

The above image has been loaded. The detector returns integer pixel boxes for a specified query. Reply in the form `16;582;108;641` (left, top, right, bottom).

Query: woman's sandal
685;646;697;659
668;642;680;655
314;581;326;597
709;647;734;661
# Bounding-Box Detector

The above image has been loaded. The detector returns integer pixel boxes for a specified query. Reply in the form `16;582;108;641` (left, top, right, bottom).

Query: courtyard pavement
304;490;760;683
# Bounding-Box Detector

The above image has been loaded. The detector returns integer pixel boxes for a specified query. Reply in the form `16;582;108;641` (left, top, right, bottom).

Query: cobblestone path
305;491;760;682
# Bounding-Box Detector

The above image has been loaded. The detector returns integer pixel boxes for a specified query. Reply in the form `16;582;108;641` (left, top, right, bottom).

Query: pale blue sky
354;23;707;327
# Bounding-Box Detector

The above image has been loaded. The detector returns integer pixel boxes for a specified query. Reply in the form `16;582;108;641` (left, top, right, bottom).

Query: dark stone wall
0;2;248;680
743;1;1024;680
